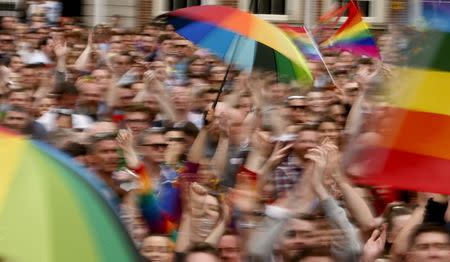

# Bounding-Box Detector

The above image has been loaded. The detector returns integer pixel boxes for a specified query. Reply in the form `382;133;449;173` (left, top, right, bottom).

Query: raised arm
309;145;362;262
210;113;230;179
325;143;377;231
390;193;428;261
74;31;93;72
116;128;140;169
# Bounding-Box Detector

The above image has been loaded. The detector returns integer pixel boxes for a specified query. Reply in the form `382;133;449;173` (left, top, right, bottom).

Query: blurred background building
0;0;430;29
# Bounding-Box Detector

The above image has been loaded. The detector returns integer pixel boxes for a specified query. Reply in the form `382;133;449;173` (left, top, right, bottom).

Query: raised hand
266;142;293;169
362;224;387;262
54;41;68;58
143;70;164;93
116;128;134;151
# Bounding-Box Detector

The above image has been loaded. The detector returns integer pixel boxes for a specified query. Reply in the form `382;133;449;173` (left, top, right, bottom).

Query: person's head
141;34;157;53
171;86;192;112
279;217;318;261
2;106;31;133
113;52;133;76
140;235;174;262
91;68;111;93
188;56;209;78
287;96;307;124
328;102;347;128
77;79;102;106
237;94;252;117
55;82;79;109
62;141;88;166
343;81;360;104
218;232;242;262
184;243;220;262
0;31;15;53
158;35;173;56
307;89;328;113
406;224;450;262
267;82;288;106
37;37;54;56
88;133;120;175
318;117;340;145
9;54;24;72
19;65;39;89
209;65;227;84
117;86;135;109
124;106;152;136
294;125;319;158
138;127;168;164
166;127;187;155
296;247;335;262
386;205;413;244
2;16;17;30
7;89;32;108
36;96;56;116
172;39;191;57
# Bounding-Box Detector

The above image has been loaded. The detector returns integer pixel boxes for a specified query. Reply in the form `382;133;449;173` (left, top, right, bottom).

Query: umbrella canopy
162;5;313;83
0;128;141;262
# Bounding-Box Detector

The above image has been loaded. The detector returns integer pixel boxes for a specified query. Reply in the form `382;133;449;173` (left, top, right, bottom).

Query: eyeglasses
288;105;307;111
90;132;118;143
142;143;168;149
168;137;185;142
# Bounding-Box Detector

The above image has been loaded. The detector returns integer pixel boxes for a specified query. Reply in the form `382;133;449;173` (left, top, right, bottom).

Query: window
168;0;201;11
337;0;371;17
250;0;286;15
323;0;386;23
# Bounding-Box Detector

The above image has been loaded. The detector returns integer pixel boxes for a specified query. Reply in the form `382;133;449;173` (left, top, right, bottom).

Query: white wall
83;0;137;28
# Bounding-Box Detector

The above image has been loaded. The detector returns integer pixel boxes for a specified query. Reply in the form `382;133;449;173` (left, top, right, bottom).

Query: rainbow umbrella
0;128;141;262
161;5;312;83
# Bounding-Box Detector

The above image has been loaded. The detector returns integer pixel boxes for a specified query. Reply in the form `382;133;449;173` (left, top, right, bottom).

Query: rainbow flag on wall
351;28;450;194
321;0;380;59
279;24;322;61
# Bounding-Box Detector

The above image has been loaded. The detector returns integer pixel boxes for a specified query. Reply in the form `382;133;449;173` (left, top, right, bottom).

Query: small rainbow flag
321;0;380;59
279;24;322;62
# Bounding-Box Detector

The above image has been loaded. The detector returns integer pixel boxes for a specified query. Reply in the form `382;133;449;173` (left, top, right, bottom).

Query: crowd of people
0;5;449;262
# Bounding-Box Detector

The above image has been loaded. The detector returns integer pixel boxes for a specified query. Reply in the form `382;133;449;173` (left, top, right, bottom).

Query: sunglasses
142;143;168;149
288;105;307;110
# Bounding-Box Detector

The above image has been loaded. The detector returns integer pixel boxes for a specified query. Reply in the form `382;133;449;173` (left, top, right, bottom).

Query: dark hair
137;127;166;146
299;124;318;132
62;142;88;157
37;37;51;49
124;105;151;114
158;34;172;44
408;224;450;250
174;122;199;138
54;82;79;97
319;116;336;125
184;243;220;261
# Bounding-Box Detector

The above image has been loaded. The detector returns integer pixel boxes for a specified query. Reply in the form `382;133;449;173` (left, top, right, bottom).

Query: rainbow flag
350;26;450;194
279;24;322;61
321;0;380;59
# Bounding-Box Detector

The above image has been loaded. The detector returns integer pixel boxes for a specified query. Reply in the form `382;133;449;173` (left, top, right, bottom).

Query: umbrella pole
204;0;254;124
204;36;241;124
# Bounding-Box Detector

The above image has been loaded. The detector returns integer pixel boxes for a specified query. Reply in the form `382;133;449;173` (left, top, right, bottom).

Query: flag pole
304;26;337;87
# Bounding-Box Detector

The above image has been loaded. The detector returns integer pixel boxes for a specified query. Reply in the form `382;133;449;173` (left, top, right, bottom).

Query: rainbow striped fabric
279;24;321;61
353;28;450;194
321;0;380;59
